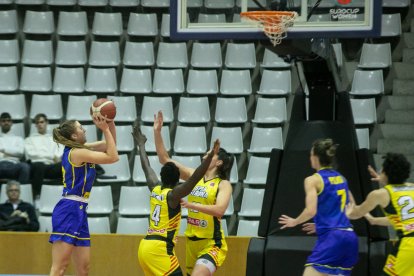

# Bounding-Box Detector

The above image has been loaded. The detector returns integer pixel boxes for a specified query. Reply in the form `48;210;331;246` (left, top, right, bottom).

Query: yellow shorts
384;237;414;276
186;237;228;275
138;239;182;276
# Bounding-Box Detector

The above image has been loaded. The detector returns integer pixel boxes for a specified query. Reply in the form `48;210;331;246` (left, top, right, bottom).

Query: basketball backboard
170;0;381;41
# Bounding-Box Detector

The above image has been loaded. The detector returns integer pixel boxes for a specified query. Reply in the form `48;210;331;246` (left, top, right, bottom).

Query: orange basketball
90;98;116;120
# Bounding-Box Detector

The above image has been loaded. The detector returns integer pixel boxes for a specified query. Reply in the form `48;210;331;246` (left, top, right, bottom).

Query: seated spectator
0;180;39;232
25;114;63;197
0;112;30;184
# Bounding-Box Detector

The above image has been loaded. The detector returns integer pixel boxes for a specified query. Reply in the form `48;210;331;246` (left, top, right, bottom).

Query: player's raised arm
153;111;195;180
132;123;159;192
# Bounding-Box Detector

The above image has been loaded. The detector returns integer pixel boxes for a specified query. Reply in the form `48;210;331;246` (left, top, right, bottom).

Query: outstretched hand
153;111;164;132
368;165;380;182
278;215;298;229
132;122;147;146
211;139;220;156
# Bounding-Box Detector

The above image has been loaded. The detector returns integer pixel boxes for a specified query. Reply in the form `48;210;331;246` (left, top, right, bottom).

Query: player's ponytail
312;138;338;167
53;120;88;149
217;148;234;180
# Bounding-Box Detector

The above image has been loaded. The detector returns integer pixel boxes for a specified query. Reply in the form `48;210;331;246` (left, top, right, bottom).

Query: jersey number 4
151;204;161;226
398;196;414;221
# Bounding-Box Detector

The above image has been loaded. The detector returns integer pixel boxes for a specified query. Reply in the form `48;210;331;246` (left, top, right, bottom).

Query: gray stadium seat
116;217;149;234
53;67;85;94
21;40;53;66
92;12;123;37
57;11;88;37
66;95;97;122
0;40;19;65
177;97;211;124
127;13;158;37
0;94;26;120
55;40;87;66
20;67;52;93
191;42;222;69
120;68;152;94
29;94;63;120
0;66;18;92
23;11;54;35
187;69;219;95
87;186;113;215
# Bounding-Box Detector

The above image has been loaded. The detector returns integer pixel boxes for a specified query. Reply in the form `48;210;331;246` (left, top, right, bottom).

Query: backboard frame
170;0;382;41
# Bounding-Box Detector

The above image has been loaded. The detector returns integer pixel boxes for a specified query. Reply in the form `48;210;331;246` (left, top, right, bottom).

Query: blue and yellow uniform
138;185;182;276
49;146;95;246
382;184;414;276
305;168;358;275
185;177;228;274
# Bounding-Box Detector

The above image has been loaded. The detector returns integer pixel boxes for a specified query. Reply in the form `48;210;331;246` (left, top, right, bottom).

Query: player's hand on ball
93;114;109;131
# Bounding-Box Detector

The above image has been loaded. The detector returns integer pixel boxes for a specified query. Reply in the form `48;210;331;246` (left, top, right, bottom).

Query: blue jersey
61;146;96;199
314;168;352;235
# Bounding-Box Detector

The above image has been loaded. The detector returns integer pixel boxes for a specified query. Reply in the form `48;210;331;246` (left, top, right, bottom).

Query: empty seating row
0;0;408;8
0;67;292;96
0;10;171;37
0;0;168;7
0;93;288;125
0;39;291;70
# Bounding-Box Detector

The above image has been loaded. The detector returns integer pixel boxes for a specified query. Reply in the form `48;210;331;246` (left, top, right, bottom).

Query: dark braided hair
160;162;180;188
217;148;234;180
312;138;338;167
382;153;411;184
53;120;88;149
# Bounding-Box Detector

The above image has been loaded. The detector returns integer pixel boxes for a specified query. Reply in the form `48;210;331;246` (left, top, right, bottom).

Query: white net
241;11;298;46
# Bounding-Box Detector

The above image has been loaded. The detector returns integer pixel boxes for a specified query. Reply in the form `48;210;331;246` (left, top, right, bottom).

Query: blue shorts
306;229;358;276
49;198;90;247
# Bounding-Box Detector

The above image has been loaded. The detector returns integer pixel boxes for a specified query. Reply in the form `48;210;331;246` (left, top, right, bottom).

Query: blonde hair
53;120;88;149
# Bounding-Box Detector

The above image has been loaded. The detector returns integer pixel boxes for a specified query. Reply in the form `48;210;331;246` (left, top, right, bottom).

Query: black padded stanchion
246;237;266;276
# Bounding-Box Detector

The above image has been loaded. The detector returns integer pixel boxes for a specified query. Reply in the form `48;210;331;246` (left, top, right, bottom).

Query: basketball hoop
240;11;298;46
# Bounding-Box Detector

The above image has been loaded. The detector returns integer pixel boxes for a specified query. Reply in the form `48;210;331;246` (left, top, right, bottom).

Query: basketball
90;98;116;121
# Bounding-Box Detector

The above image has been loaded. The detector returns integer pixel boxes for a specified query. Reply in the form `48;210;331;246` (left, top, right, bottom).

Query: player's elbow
105;154;119;164
158;155;170;165
214;206;227;218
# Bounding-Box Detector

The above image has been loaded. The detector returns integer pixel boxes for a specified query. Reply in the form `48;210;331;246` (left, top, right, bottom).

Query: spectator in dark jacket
0;180;39;231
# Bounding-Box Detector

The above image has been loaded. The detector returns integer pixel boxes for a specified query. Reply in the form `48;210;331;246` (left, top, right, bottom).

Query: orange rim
240;11;297;23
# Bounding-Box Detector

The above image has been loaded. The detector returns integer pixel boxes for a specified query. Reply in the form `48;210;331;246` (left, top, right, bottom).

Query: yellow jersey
185;177;225;239
383;184;414;237
147;185;181;245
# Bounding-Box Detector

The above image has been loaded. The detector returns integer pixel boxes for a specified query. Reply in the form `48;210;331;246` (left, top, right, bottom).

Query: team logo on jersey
209;182;215;187
89;164;95;168
188;218;208;228
190;186;208;198
150;191;164;201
